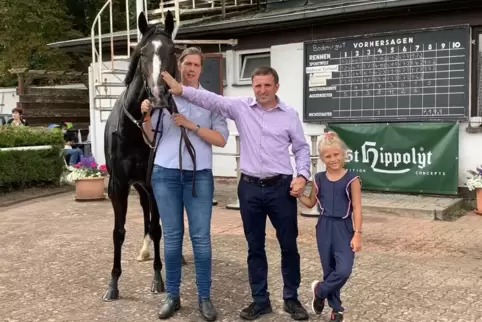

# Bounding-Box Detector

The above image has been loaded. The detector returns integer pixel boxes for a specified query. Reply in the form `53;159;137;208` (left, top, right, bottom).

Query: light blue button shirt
150;84;229;171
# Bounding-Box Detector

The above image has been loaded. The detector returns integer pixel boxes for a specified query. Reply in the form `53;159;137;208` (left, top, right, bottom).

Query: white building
47;0;482;194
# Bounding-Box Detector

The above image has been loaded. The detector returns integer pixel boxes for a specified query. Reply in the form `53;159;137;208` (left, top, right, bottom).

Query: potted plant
66;156;108;201
466;165;482;215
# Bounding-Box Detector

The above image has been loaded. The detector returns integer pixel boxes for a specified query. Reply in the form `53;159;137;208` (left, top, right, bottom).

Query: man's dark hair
251;67;279;84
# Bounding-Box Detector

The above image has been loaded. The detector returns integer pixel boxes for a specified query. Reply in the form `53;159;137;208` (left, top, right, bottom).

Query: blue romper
313;170;361;313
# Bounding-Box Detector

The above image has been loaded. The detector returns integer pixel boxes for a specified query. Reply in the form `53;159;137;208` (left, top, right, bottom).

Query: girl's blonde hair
318;131;347;154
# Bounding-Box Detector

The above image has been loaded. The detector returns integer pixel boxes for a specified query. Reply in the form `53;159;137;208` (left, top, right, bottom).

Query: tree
0;0;83;86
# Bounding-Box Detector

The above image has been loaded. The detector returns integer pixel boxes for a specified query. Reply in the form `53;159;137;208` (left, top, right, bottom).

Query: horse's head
125;11;177;108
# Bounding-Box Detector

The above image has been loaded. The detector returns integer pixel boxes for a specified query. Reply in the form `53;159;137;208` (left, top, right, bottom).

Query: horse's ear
164;10;175;36
138;12;149;36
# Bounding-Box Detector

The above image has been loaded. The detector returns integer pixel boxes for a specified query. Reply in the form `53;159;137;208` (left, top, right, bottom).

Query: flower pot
476;188;482;216
75;176;106;201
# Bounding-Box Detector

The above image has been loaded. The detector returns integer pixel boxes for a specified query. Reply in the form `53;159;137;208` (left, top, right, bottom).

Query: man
63;134;84;167
162;67;311;321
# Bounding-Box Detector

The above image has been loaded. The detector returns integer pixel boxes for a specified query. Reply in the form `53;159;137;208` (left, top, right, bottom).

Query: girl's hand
290;190;302;198
350;233;362;252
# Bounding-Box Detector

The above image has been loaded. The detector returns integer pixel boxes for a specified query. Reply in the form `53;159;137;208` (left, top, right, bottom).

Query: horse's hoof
103;287;119;301
136;252;152;262
151;279;165;294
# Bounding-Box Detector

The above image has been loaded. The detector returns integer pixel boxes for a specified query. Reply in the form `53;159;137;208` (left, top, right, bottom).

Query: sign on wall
327;122;459;195
303;25;470;122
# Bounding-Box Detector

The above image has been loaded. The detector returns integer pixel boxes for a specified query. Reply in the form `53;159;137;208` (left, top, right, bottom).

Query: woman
7;107;28;126
141;47;228;321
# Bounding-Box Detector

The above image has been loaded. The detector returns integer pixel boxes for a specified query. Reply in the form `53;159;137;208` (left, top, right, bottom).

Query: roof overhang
47;0;463;52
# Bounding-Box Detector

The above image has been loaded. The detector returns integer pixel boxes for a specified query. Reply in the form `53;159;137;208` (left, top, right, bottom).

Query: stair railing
91;0;135;85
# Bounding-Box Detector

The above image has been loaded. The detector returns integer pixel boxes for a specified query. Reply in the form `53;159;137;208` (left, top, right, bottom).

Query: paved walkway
1;187;482;322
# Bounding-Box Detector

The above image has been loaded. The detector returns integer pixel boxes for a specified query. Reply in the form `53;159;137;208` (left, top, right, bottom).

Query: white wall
218;42;482;187
0;88;18;115
89;42;481;188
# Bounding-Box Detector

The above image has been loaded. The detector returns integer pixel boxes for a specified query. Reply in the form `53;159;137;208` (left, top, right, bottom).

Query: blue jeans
64;148;83;165
151;165;214;299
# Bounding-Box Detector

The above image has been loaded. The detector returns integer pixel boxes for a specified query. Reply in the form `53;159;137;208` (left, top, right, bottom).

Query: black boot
283;299;309;320
239;302;273;320
199;298;217;321
158;295;180;319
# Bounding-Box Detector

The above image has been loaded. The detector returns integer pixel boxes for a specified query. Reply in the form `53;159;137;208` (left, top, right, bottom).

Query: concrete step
361;192;464;221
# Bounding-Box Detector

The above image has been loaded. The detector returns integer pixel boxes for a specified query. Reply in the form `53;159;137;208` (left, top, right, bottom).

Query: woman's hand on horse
161;71;182;95
171;113;195;130
141;99;151;114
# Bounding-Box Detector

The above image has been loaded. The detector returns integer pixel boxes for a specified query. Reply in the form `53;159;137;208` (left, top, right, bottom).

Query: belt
241;173;290;186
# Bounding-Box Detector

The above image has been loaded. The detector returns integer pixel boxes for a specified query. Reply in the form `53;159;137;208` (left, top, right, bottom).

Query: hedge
0;126;65;191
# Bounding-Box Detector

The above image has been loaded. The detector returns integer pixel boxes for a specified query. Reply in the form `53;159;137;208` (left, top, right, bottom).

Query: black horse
102;10;193;301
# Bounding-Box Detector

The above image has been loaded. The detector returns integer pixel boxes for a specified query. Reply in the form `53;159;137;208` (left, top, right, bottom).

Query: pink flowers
99;164;107;172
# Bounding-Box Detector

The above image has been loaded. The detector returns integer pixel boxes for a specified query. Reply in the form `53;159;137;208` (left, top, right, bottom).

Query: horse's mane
124;25;173;86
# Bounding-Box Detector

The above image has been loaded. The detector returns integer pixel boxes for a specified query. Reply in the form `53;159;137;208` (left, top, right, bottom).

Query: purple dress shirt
180;85;311;179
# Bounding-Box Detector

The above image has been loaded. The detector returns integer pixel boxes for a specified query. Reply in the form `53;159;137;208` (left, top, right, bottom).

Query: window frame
234;49;271;85
471;27;482;117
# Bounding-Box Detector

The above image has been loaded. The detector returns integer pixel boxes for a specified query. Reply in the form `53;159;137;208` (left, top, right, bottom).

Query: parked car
0;114;10;125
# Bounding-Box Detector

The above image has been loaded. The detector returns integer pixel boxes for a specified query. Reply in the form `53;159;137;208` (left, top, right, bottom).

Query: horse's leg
103;177;130;301
147;189;165;293
136;184;152;262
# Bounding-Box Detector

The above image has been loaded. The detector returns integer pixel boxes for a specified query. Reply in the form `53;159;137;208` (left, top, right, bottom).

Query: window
235;49;271;85
222;55;227;87
477;31;482;116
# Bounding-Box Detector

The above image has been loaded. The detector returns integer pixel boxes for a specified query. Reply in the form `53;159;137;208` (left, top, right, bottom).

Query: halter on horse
102;10;195;302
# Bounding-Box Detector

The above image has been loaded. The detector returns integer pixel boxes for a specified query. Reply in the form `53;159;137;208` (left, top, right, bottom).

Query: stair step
95;95;119;100
112;55;131;61
102;68;128;74
95;106;114;111
95;82;126;88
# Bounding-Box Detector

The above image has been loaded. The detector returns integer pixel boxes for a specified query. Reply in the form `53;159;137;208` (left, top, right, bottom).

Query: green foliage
0;126;64;148
0;126;64;191
0;0;83;86
0;147;64;191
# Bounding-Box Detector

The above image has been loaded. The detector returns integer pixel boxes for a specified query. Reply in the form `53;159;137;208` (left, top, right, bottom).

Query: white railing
90;0;241;87
91;0;133;85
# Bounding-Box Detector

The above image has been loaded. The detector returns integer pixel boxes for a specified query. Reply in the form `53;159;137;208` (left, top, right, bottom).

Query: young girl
297;131;362;322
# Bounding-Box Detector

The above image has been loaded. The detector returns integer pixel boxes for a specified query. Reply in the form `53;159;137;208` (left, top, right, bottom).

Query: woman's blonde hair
318;131;347;154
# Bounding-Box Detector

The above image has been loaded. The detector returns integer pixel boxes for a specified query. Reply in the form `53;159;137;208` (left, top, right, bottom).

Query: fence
212;133;322;217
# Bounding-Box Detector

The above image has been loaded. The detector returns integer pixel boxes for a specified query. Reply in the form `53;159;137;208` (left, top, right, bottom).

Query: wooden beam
221;0;226;20
26;87;88;96
25;116;90;126
8;68;28;75
24;108;90;118
26;70;48;75
20;95;89;105
21;102;89;110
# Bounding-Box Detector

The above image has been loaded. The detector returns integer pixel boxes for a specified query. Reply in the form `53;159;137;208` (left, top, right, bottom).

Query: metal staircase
89;0;246;164
90;0;247;115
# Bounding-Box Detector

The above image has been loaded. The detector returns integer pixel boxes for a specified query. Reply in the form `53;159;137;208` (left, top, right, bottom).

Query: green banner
327;122;459;195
